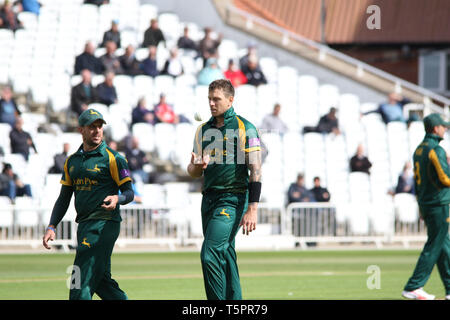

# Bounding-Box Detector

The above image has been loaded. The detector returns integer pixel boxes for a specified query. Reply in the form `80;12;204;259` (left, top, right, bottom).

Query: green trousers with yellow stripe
69;219;127;300
404;204;450;295
200;191;248;300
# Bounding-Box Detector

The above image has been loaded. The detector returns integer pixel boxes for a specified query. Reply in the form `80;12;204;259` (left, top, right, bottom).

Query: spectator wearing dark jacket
350;144;372;174
394;162;415;195
70;69;98;116
48;143;70;174
119;45;142;76
243;54;267;87
177;26;198;52
96;71;118;106
142;18;165;48
9;117;37;161
101;19;121;48
139;45;159;77
131;98;155;125
0;86;21;127
0;163;32;202
125;136;150;184
74;41;103;75
310;177;331;202
287;173;315;204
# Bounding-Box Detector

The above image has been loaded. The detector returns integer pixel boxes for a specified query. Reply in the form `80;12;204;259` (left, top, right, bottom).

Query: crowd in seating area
0;0;437;217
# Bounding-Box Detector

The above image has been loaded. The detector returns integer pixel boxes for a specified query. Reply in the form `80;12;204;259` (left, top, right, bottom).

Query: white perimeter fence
0;199;428;252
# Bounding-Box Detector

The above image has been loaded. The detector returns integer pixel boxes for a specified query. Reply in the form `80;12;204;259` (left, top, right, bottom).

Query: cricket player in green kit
42;108;134;300
187;79;262;300
402;113;450;300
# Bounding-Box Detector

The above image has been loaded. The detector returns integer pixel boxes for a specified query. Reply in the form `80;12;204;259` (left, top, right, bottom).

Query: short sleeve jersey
193;107;261;193
61;141;132;223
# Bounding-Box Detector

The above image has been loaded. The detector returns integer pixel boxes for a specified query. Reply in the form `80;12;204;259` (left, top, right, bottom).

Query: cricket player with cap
42;108;134;300
402;113;450;300
187;79;262;300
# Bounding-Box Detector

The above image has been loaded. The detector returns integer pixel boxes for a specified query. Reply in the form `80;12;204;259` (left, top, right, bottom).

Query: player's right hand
42;229;55;250
191;152;209;170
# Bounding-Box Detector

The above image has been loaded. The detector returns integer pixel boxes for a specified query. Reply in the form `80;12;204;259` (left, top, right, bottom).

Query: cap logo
89;110;99;115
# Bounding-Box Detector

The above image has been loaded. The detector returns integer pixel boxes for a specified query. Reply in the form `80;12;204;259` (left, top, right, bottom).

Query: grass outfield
0;249;446;300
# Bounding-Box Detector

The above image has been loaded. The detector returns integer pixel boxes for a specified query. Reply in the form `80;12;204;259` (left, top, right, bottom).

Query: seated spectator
84;0;109;5
132;97;155;126
303;107;340;135
287;173;315;204
125;136;150;184
99;40;123;75
260;103;288;135
70;69;98;116
108;140;118;151
101;19;121;49
0;163;32;202
310;177;331;202
142;18;165;48
48;143;70;174
363;92;412;124
239;41;257;72
0;1;23;31
21;0;41;15
96;71;118;106
394;162;415;195
9;117;37;161
161;47;184;78
197;58;224;86
154;93;190;124
74;41;103;75
177;26;198;52
0;86;21;127
198;27;222;66
350;144;372;174
139;45;159;78
243;54;267;87
224;59;247;87
119;45;142;76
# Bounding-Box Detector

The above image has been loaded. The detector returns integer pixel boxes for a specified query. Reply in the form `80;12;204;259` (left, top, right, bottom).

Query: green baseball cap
423;113;450;131
78;109;106;127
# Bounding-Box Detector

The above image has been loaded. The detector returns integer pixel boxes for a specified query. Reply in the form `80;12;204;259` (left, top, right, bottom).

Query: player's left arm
240;128;262;235
102;152;134;210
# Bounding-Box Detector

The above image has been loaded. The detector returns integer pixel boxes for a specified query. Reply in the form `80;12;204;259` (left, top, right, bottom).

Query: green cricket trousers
69;219;128;300
404;204;450;295
200;191;248;300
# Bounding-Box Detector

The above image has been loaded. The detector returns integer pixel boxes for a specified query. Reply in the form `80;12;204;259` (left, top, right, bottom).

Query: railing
0;202;428;251
224;4;450;112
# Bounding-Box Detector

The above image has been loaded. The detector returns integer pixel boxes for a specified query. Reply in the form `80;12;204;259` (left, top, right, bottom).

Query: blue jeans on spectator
0;181;32;200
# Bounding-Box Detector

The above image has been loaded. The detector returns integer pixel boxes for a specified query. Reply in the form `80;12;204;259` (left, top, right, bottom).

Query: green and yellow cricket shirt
193;107;261;193
413;133;450;207
61;140;132;223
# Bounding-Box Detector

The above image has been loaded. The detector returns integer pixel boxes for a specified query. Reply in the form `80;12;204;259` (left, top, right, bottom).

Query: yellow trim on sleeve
244;147;261;153
236;116;246;151
60;156;72;186
429;148;450;187
194;123;205;155
106;149;132;186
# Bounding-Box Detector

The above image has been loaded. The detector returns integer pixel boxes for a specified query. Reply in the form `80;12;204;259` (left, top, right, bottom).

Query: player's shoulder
105;146;126;161
235;114;257;130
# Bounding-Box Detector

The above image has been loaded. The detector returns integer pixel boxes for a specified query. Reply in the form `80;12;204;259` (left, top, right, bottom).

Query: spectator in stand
0;1;23;31
107;140;118;151
74;41;103;75
125;136;150;184
239;42;257;72
197;58;223;86
198;27;222;67
142;18;165;48
96;71;118;106
303;107;340;135
0;163;32;202
48;143;70;174
260;103;288;135
119;45;142;76
84;0;109;6
310;176;331;202
154;93;190;124
131;97;155;126
70;69;98;116
0;86;21;127
394;162;415;195
287;173;315;204
21;0;41;15
350;144;372;174
161;47;184;78
243;54;267;87
362;92;412;124
99;40;123;75
177;26;198;52
101;19;121;49
224;59;247;87
140;45;159;78
9;117;37;161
